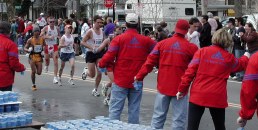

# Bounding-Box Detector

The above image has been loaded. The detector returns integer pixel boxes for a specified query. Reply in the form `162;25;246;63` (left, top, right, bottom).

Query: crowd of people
0;11;257;130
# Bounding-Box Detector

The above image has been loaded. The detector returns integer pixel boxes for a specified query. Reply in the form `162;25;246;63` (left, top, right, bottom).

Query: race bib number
65;45;73;52
34;45;42;53
94;39;102;48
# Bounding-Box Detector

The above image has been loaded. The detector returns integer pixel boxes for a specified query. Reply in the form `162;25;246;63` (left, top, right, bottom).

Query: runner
40;16;61;84
81;15;104;97
58;24;75;86
96;27;122;105
24;26;45;91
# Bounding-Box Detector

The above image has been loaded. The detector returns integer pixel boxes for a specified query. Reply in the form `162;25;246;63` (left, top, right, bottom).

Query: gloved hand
176;92;184;100
237;117;247;127
133;78;143;91
28;47;33;52
98;67;107;73
244;52;250;58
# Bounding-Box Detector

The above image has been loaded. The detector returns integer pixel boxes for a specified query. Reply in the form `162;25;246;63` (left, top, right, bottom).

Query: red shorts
44;44;58;54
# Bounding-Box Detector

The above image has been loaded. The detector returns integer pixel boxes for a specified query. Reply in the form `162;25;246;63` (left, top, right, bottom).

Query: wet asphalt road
12;55;257;130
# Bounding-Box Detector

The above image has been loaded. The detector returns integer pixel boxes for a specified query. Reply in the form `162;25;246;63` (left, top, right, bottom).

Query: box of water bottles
0;91;21;113
45;116;153;130
0;111;33;128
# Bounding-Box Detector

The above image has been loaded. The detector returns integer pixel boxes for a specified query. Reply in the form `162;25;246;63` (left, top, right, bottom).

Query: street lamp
31;0;35;21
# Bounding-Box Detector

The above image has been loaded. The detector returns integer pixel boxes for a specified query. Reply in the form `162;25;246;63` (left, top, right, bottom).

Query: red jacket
0;34;25;87
178;45;248;108
23;25;33;36
99;29;156;88
18;20;25;33
239;51;258;120
135;34;198;96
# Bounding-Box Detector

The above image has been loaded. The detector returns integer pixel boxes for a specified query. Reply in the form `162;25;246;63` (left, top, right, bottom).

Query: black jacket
199;22;212;48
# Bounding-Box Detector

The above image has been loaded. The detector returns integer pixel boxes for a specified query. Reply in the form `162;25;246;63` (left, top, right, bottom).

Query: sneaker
68;79;75;85
155;70;159;74
92;89;100;97
32;85;37;91
232;76;238;80
82;67;88;80
101;83;109;97
103;97;110;106
53;77;59;84
44;66;48;73
58;77;62;86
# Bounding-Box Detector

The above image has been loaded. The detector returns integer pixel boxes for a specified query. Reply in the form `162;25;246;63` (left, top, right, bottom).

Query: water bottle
3;92;9;103
0;116;7;128
0;92;4;104
11;104;19;112
20;71;25;75
25;112;33;124
133;81;143;91
237;127;245;130
0;105;4;113
4;105;11;112
6;115;11;128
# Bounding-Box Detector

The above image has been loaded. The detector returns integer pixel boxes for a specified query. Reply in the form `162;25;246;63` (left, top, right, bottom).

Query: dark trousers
187;102;226;130
0;85;13;91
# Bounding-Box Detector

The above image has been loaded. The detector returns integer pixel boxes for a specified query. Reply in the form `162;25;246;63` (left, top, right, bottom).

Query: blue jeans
235;49;245;78
109;83;142;124
151;92;188;130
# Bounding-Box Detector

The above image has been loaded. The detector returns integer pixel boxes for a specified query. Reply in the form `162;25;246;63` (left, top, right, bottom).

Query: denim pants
109;83;142;124
151;92;188;130
235;49;245;78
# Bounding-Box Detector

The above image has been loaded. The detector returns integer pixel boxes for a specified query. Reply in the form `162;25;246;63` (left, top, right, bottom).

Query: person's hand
133;77;143;91
244;52;250;58
176;92;184;100
28;47;33;52
98;67;107;73
237;117;247;127
239;32;244;37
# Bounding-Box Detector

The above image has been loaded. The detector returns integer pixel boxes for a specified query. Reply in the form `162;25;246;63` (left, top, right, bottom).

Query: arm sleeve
178;50;201;94
135;43;160;81
231;55;249;73
8;42;25;72
239;60;258;120
98;37;120;68
241;32;257;43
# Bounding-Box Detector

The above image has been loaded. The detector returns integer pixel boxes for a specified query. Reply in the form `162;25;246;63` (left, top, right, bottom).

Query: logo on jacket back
211;51;224;60
171;41;181;50
130;37;139;44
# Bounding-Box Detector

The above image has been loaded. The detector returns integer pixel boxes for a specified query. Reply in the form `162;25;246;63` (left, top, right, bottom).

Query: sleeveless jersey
60;35;74;53
45;25;58;45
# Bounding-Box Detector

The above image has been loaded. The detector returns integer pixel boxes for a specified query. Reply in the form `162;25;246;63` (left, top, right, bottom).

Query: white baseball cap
40;13;44;16
126;13;138;24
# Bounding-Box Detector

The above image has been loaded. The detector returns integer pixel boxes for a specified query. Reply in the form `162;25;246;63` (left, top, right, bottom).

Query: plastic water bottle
133;81;143;91
20;71;25;75
0;92;4;104
237;127;245;130
4;105;11;112
3;92;9;103
0;116;7;128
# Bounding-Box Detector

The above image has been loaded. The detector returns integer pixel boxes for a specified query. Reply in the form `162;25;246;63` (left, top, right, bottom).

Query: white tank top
60;35;74;53
87;29;103;48
45;25;58;45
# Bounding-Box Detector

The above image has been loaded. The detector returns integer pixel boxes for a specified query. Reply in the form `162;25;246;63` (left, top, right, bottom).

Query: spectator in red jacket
98;13;156;124
176;28;250;130
17;17;25;34
135;19;198;129
0;21;26;91
237;50;258;127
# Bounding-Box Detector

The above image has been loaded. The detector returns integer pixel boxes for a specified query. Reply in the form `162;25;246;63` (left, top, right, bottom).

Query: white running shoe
232;76;238;80
68;79;75;85
58;77;62;86
103;97;110;106
53;77;59;84
82;67;88;80
92;89;100;97
101;83;109;97
44;66;48;73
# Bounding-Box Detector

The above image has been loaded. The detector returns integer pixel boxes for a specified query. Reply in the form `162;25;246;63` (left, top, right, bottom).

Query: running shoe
82;67;88;80
53;77;59;84
92;89;100;97
101;83;109;97
103;97;110;106
58;77;62;86
44;66;48;73
32;85;37;91
68;79;75;85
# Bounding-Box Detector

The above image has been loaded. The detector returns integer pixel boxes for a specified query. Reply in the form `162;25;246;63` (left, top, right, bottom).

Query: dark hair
202;15;209;21
107;17;113;23
236;17;244;26
156;25;163;32
70;14;75;19
0;21;10;34
189;17;200;25
64;19;71;25
125;22;138;29
82;17;89;25
246;23;256;31
93;15;102;22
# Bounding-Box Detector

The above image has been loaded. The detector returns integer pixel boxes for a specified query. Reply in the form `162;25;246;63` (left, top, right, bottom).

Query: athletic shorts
44;44;58;54
29;54;43;63
85;51;105;63
60;52;75;62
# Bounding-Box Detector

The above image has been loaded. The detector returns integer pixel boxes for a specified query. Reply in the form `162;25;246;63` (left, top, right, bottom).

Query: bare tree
234;0;243;17
81;0;102;21
40;0;63;15
139;0;163;25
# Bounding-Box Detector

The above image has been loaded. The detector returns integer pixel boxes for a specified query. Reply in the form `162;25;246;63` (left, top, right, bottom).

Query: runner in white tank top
58;25;76;86
81;15;104;97
40;16;61;84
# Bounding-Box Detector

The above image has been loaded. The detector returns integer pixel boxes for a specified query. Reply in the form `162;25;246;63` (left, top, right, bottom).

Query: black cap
0;21;10;34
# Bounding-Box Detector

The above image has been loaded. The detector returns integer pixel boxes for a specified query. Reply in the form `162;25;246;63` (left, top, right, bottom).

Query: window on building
185;8;194;15
127;4;132;9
